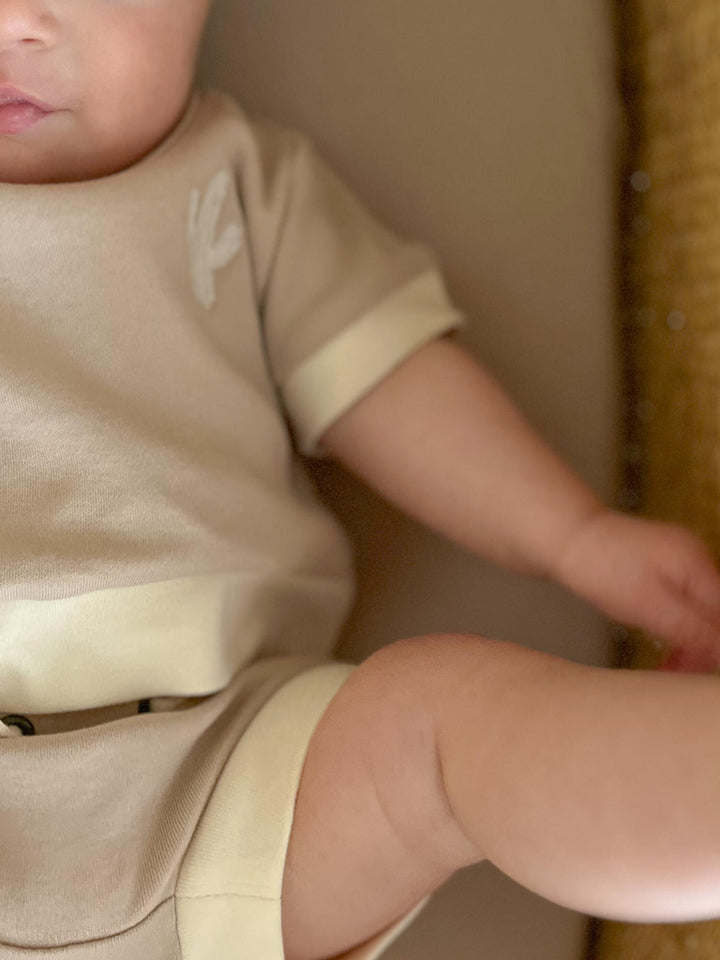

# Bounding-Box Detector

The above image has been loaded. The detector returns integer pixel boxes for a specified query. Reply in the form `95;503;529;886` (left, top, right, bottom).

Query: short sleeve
247;127;463;456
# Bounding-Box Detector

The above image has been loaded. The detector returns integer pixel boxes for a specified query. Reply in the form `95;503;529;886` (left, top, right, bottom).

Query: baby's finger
684;556;720;623
640;582;720;672
661;529;720;621
658;644;716;674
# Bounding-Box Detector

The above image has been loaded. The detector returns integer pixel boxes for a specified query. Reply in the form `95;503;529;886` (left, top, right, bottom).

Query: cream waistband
0;573;256;713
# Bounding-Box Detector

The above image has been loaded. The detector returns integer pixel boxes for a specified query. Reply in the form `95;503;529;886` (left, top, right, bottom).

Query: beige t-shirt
0;86;462;712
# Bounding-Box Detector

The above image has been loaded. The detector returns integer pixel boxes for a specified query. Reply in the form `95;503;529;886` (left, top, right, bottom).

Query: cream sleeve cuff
281;270;464;456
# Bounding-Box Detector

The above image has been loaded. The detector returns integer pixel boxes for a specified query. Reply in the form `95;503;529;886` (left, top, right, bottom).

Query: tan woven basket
592;1;720;957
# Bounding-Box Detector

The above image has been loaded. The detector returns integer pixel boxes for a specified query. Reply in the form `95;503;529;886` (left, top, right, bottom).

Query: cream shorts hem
175;662;430;960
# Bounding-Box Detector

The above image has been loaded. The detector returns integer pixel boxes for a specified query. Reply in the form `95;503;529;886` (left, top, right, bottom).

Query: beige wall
199;2;623;958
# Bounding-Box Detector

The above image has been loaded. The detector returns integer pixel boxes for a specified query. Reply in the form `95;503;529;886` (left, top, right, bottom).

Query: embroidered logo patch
188;169;244;309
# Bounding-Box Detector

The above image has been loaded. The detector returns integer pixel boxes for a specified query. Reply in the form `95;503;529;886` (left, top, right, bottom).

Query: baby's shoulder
193;86;312;172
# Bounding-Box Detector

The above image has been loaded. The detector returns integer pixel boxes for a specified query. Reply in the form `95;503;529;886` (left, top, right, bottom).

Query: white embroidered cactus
188;169;244;309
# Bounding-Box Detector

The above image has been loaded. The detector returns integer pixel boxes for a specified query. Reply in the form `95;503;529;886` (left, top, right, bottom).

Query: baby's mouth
0;101;51;136
0;83;57;134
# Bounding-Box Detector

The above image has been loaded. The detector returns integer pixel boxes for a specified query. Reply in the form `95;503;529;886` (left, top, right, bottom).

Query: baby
3;2;720;959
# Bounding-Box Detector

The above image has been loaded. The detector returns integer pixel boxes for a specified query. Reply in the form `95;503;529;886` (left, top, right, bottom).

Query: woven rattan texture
593;921;720;960
593;1;720;957
621;2;720;555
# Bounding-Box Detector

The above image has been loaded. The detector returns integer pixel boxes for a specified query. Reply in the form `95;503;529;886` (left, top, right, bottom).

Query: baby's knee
356;632;504;718
332;633;479;755
346;632;500;853
360;631;496;677
328;634;493;857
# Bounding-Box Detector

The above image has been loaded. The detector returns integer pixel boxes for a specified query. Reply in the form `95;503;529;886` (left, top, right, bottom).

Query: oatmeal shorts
0;656;426;959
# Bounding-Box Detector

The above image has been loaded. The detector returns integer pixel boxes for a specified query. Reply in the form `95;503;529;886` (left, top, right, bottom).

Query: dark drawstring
0;714;35;736
0;702;151;737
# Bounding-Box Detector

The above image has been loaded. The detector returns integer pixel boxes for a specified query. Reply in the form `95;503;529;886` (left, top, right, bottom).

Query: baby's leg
282;634;720;960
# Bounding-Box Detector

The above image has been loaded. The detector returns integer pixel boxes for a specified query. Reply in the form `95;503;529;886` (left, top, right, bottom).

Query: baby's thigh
281;635;480;960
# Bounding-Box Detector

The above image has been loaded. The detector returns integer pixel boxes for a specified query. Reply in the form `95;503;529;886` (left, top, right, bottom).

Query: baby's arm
321;337;720;671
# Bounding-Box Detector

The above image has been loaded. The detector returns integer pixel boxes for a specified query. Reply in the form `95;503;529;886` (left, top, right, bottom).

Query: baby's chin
0;131;90;185
0;125;169;185
0;153;59;186
0;147;140;186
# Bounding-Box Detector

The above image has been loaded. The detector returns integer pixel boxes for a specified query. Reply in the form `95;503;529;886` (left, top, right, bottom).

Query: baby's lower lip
0;101;51;135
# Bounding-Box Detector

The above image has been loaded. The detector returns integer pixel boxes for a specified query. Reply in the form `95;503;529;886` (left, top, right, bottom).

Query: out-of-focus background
199;1;623;956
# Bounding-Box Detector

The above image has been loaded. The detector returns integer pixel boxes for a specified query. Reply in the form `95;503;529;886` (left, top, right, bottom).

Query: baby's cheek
81;80;182;173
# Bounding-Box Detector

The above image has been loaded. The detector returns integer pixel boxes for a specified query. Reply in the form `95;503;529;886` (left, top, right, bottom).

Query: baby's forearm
321;337;604;579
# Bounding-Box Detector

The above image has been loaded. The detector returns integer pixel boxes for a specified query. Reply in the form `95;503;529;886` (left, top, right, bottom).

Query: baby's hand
550;509;720;673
